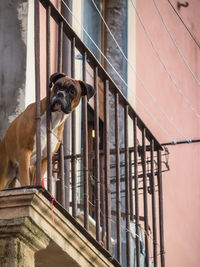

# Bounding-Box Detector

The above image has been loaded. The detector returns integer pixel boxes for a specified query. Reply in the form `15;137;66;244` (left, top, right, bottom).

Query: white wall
25;0;35;107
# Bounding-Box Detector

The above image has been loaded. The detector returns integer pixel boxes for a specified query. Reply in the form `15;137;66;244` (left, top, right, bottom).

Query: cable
62;0;198;144
129;0;200;119
168;0;200;49
161;139;200;146
90;0;190;141
153;0;200;87
61;0;176;141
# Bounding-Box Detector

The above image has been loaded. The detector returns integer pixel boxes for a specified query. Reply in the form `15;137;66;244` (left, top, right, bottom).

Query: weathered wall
106;0;128;96
0;0;28;139
105;2;129;265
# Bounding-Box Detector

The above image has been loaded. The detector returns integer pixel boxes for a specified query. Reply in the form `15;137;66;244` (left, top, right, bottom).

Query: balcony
0;0;167;266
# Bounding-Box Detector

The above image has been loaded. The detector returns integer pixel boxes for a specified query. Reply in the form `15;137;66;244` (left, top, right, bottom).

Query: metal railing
34;0;166;266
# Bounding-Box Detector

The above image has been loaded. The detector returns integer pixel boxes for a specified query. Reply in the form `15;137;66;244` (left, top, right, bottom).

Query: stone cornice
0;188;120;267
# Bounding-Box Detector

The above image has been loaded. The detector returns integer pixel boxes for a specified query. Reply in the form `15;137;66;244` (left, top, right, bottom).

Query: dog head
49;72;95;114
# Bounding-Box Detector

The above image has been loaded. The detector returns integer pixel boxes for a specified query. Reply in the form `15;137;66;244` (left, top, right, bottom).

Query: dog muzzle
50;93;72;114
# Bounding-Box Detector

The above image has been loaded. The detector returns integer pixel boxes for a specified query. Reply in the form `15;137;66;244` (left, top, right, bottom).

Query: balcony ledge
0;187;119;267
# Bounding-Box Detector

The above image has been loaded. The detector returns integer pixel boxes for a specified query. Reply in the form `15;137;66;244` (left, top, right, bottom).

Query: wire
168;0;200;49
129;0;200;119
62;0;199;144
161;139;200;146
90;0;190;141
153;0;200;87
61;0;176;141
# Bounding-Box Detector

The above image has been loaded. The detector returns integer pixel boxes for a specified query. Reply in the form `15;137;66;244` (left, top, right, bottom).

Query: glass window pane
83;0;103;61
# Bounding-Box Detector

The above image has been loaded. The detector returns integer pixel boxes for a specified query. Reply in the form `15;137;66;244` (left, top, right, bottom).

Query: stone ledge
0;187;120;267
0;217;50;252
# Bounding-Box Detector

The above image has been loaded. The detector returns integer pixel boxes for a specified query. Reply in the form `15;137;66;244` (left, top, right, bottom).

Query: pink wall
39;0;60;99
136;0;200;266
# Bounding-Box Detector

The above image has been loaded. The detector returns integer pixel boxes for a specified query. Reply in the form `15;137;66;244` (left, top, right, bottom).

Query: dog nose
57;91;65;98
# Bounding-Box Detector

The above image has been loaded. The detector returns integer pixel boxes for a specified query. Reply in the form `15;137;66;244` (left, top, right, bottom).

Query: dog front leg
0;160;8;190
41;159;48;182
31;159;47;186
18;150;32;186
29;165;36;186
0;142;8;190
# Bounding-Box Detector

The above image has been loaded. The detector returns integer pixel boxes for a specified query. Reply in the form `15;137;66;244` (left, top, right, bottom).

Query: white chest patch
30;111;68;166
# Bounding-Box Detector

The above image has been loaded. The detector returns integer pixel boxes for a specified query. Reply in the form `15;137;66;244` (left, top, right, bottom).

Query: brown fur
0;75;93;189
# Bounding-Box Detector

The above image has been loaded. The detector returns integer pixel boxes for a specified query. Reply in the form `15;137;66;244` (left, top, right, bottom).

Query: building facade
135;1;200;267
0;0;199;267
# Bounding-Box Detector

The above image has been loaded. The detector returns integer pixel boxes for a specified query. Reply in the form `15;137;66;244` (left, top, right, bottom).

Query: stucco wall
135;0;200;266
106;0;128;96
0;0;28;139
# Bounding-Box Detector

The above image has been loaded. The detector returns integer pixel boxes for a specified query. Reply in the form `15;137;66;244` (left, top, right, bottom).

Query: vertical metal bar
71;37;77;218
63;123;70;211
34;0;41;185
142;128;150;267
100;154;106;245
82;52;89;230
71;110;77;218
58;21;65;207
133;117;140;267
62;0;72;212
151;140;158;266
124;105;131;267
46;5;52;193
115;92;121;263
58;21;63;72
71;37;75;77
71;111;77;215
59;148;65;206
157;150;166;267
104;80;111;251
129;150;134;221
94;66;100;242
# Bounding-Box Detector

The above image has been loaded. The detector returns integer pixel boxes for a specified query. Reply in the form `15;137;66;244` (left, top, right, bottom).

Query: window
83;0;104;62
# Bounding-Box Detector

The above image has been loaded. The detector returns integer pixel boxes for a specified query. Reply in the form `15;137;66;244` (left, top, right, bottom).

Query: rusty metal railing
34;0;166;266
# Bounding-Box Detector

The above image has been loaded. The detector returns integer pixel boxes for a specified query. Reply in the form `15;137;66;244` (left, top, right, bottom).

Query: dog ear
79;81;95;101
49;72;66;88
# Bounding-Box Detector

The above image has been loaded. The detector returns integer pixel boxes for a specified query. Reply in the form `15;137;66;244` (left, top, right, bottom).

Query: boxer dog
0;72;94;189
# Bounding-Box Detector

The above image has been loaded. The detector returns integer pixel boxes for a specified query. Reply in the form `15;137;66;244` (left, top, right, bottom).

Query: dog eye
54;85;59;92
70;87;76;95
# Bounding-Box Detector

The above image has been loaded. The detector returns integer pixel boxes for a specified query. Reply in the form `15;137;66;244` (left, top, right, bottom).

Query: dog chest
30;111;68;165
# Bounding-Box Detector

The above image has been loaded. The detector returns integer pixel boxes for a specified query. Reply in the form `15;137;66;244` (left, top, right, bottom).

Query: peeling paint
8;86;25;124
17;2;29;45
0;0;28;139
